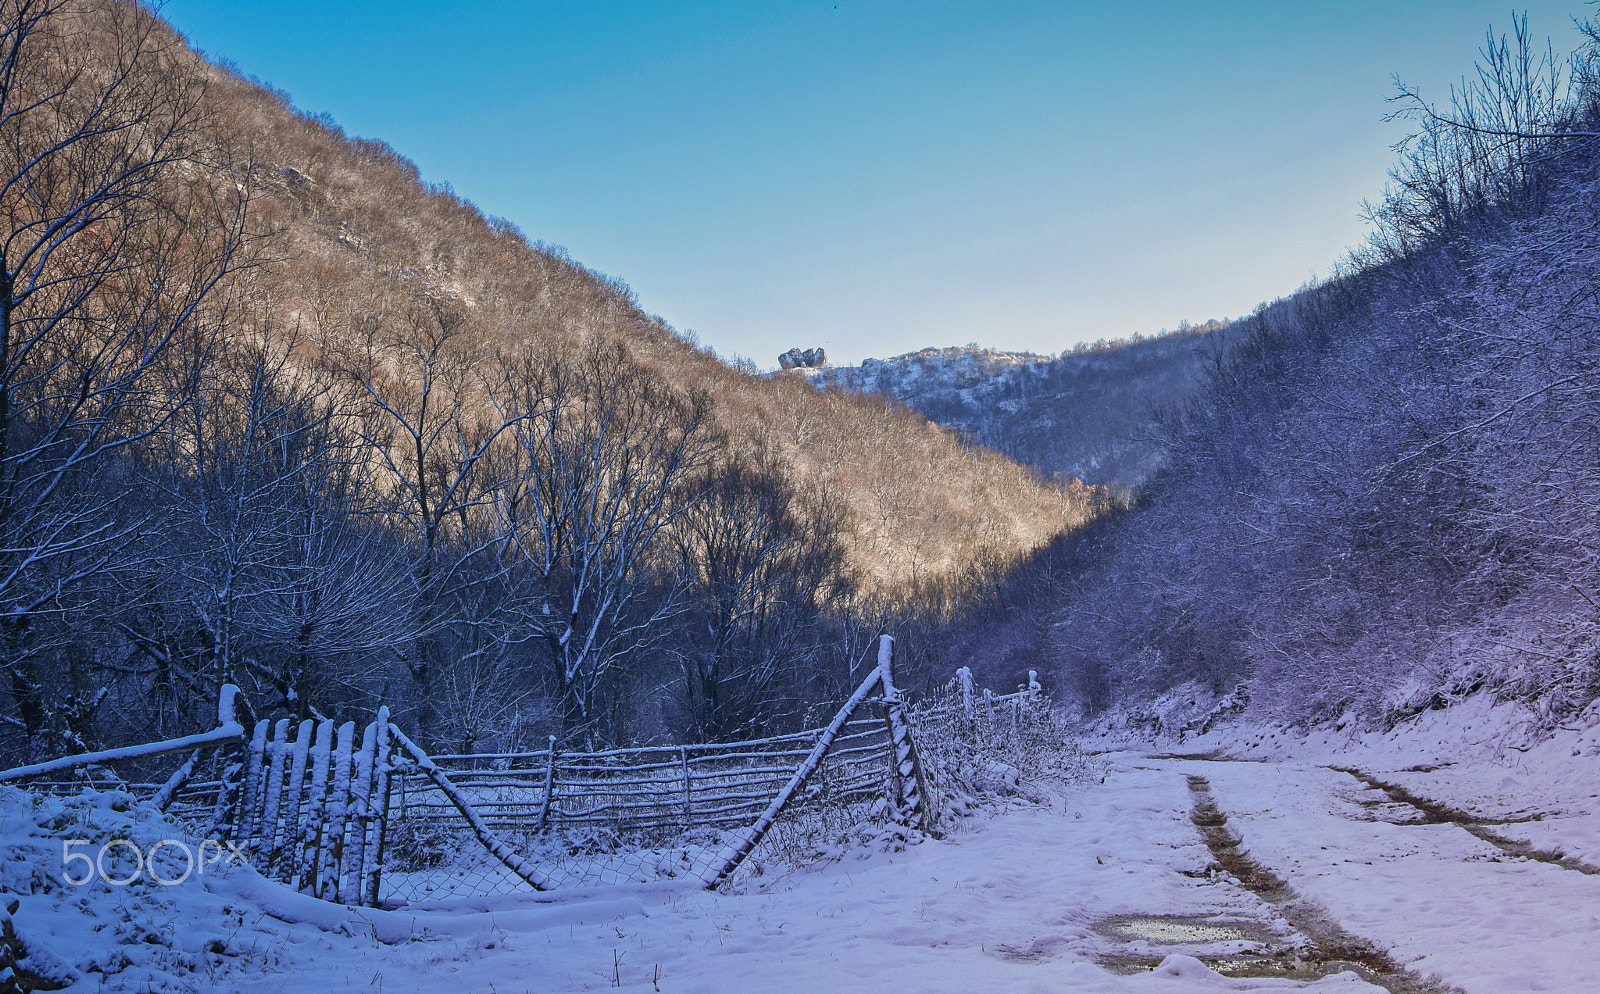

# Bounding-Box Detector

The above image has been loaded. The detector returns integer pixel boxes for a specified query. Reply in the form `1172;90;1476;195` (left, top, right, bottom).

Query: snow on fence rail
376;635;936;899
0;637;1048;908
0;685;246;784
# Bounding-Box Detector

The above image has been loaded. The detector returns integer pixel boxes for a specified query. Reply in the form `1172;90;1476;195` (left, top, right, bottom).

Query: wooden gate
221;708;396;905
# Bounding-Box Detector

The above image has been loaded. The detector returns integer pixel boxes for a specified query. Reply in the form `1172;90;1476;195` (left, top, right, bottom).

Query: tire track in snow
1183;774;1462;994
1331;767;1600;876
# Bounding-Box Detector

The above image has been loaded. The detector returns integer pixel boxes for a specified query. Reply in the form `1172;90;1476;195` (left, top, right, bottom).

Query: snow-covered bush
908;687;1095;818
0;785;274;992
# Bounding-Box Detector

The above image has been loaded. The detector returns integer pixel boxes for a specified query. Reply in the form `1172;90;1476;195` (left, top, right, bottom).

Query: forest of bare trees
0;0;1105;766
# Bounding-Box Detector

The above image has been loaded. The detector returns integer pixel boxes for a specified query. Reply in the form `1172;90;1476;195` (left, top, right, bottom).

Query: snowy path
1145;754;1600;994
219;762;1381;993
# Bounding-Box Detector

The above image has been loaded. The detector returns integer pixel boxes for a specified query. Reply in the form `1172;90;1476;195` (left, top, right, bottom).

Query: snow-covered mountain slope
803;324;1231;491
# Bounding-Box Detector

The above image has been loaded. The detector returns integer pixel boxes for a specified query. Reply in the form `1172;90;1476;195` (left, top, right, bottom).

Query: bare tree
669;447;850;742
1372;13;1581;254
334;297;525;738
0;0;251;752
495;340;718;747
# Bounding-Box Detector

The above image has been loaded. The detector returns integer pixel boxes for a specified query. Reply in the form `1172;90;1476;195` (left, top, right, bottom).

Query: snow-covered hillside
801;325;1231;491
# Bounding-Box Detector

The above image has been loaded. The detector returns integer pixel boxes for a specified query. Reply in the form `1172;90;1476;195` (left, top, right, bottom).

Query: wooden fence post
680;746;693;829
365;707;392;908
536;735;557;832
295;720;334;891
237;720;270;840
318;721;355;899
341;717;379;905
956;667;975;722
260;719;291;862
280;719;314;873
877;636;932;833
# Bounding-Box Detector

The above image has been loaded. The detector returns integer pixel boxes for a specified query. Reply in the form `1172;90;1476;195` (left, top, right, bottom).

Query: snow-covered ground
5;695;1596;993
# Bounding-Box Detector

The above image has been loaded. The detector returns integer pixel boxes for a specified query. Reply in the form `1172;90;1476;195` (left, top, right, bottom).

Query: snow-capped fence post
237;719;270;838
364;706;393;907
316;721;356;900
340;718;378;904
293;720;335;891
205;687;254;840
258;719;292;859
877;636;932;833
956;666;975;722
280;719;314;873
1027;671;1042;700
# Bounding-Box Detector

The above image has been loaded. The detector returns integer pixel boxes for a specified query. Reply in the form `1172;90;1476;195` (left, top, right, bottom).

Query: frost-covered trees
1033;15;1600;725
0;0;250;754
495;340;718;746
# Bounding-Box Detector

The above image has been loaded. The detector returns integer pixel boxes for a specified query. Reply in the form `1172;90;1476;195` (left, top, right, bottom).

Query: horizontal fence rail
406;720;893;833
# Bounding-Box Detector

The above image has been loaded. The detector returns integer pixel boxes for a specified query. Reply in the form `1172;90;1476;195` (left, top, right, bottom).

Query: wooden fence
1;636;1041;907
218;709;396;905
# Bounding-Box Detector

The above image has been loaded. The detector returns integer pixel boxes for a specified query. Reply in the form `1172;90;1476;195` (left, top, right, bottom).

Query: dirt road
1136;753;1600;994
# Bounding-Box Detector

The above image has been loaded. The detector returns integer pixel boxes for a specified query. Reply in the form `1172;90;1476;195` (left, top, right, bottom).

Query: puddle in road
1161;772;1460;994
1093;914;1277;946
1092;913;1319;980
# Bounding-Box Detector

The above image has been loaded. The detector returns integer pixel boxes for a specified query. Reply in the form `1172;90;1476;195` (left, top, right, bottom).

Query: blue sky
163;1;1589;366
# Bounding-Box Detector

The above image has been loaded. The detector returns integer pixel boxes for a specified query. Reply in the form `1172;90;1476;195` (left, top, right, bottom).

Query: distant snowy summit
813;346;1051;396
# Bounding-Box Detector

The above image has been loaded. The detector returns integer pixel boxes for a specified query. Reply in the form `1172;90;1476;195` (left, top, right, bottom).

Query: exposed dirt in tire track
1183;774;1461;994
1332;767;1600;876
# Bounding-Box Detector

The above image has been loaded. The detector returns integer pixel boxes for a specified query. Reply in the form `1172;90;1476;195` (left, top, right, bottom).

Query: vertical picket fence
221;707;394;905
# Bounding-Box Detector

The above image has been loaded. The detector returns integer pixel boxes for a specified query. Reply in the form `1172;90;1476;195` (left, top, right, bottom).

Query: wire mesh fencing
907;668;1088;812
375;659;1069;904
378;682;908;902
